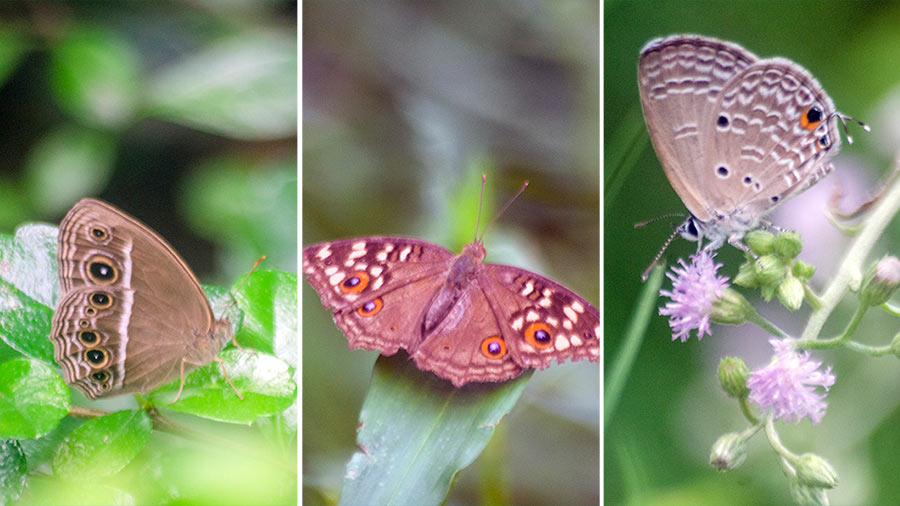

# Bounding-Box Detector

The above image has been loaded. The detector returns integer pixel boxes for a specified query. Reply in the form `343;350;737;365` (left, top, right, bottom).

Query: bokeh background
606;2;900;505
303;2;599;505
0;2;297;504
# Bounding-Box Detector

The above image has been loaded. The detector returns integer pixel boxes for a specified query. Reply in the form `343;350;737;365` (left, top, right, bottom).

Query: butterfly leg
214;355;244;400
167;356;244;404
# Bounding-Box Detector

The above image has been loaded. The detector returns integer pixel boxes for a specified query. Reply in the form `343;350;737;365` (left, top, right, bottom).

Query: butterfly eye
83;348;109;368
341;271;370;293
357;298;383;316
86;256;119;285
480;336;507;358
524;322;554;350
801;106;824;129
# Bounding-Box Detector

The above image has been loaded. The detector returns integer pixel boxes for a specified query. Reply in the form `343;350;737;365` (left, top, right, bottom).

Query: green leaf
22;474;135;505
0;439;26;504
49;25;141;128
151;349;295;424
0;278;54;363
24;126;116;216
0;224;59;308
145;31;297;140
52;409;152;481
17;416;85;473
339;354;530;505
0;25;30;88
0;359;69;439
235;270;297;364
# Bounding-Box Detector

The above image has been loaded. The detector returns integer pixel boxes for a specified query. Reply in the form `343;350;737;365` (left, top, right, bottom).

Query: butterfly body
638;34;844;248
303;236;599;387
50;198;232;399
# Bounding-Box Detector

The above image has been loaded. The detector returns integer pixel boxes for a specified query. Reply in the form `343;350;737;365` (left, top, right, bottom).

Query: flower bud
711;288;754;325
859;256;900;307
793;260;816;280
733;261;758;288
709;432;747;471
717;357;749;398
795;453;839;489
778;277;805;311
774;231;803;259
754;254;786;286
744;230;775;255
789;480;829;506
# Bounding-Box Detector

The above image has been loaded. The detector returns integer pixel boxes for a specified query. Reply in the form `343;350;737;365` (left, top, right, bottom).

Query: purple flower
748;339;836;424
659;250;729;342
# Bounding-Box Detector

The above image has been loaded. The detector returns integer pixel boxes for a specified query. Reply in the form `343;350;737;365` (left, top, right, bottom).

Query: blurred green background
606;2;900;505
303;2;599;505
0;2;297;504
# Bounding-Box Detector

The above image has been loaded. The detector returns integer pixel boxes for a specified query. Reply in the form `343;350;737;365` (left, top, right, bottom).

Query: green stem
844;340;893;356
881;302;900;317
801;158;900;342
738;396;759;425
763;415;798;462
804;284;824;311
746;309;789;338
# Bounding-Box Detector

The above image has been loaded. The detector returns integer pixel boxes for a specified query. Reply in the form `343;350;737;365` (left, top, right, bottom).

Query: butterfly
638;34;865;263
302;187;599;387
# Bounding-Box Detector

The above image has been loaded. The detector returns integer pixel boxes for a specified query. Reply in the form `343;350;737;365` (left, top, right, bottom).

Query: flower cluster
658;250;729;342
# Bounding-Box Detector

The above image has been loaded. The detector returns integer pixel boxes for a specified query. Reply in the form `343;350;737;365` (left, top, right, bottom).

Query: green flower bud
778;277;805;311
754;254;786;286
789;480;829;506
760;283;777;302
744;230;775;255
795;453;839;489
709;432;748;471
859;256;900;307
793;260;816;280
774;231;803;259
733;261;758;288
717;357;749;398
711;288;754;325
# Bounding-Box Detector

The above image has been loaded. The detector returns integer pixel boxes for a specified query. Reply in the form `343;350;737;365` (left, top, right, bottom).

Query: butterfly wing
638;34;758;221
302;237;455;355
51;199;224;398
698;58;842;219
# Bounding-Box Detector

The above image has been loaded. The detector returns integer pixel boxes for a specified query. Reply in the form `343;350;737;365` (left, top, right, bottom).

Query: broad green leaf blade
234;270;297;364
0;359;68;439
340;354;530;506
151;349;295;424
52;409;152;481
17;416;85;473
49;26;141;128
145;31;297;140
0;224;59;308
0;439;26;504
0;278;54;363
18;474;134;505
24;126;116;216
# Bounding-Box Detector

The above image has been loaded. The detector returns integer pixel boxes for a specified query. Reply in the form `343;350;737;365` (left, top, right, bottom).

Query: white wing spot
542;288;552;297
539;298;552;308
329;272;346;285
563;320;573;330
348;249;367;260
376;252;387;261
370;266;384;277
352;241;366;250
344;259;354;267
511;316;524;330
554;335;570;351
324;266;338;276
571;335;583;346
372;277;384;290
563;306;578;322
546;316;559;327
526;311;540;322
594;326;601;338
399;246;412;261
571;301;584;313
316;246;331;260
521;281;534;296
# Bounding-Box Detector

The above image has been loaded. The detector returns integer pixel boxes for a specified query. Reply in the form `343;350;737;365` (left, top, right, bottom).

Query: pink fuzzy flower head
748;339;836;424
659;250;729;342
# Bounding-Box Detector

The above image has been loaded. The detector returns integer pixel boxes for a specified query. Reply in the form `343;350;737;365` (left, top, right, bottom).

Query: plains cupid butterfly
637;34;867;278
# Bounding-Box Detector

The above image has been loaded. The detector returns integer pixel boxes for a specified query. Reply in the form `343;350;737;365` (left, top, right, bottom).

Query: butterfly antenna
480;179;529;241
634;213;687;228
474;174;487;242
220;255;266;334
641;226;681;282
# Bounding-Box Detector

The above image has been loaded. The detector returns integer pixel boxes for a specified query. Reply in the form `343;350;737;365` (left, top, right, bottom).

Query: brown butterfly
302;191;599;387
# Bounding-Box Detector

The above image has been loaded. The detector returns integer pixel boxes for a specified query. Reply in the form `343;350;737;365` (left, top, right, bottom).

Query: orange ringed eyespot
481;336;506;358
525;322;553;349
341;271;370;293
801;106;824;130
357;298;383;316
